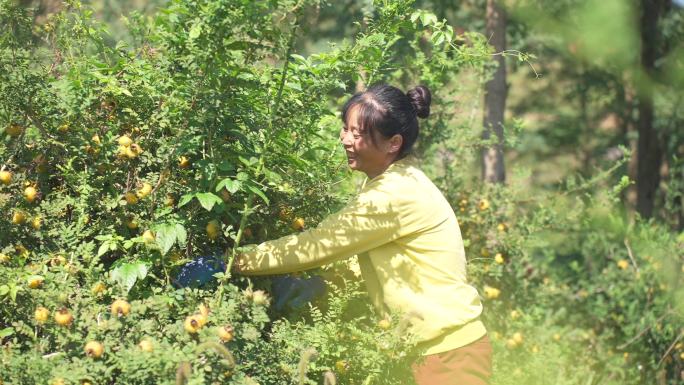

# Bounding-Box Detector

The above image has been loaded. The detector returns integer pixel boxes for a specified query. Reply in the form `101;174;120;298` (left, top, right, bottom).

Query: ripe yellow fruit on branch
125;192;138;205
494;253;504;264
54;309;73;326
218;325;234;342
478;199;490;211
184;314;205;334
91;281;106;295
34;307;50;323
377;319;391;330
178;156;190;169
111;299;131;317
142;230;155;244
0;253;9;263
138;339;154;352
291;217;305;231
85;341;104;358
0;170;12;185
137;182;152;199
483;285;501;299
11;210;26;225
28;275;44;289
91;134;101;145
24;186;38;203
206;220;220;240
335;360;349;374
118;135;133;147
512;332;524;344
617;259;629;270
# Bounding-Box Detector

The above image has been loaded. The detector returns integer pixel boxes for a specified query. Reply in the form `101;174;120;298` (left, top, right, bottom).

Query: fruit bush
0;0;493;384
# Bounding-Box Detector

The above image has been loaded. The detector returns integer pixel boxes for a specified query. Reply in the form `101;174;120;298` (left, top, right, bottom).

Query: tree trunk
635;0;665;218
481;0;507;183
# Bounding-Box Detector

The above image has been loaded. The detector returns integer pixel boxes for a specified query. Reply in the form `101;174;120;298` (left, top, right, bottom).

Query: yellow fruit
118;135;133;147
184;314;204;334
125;217;138;229
54;309;73;326
206;220;220;240
497;223;506;232
85;340;104;358
483;285;500;299
510;310;520;320
111;299;131;317
137;182;152;199
34;306;50;323
531;345;540;353
24;186;38;203
142;230;155;244
218;325;234;342
124;192;138;205
28;275;44;289
494;253;504;264
219;189;231;202
130;143;143;156
506;338;518;349
553;333;561;341
49;255;67;266
377;319;391;330
138;339;154;352
0;170;12;185
11;210;26;225
478;199;490;211
91;134;101;145
617;259;629;270
335;360;348;374
5;123;23;137
51;378;65;385
91;281;106;295
31;216;42;230
291;217;305;231
57;124;69;133
178;156;190;169
0;253;9;263
512;332;523;344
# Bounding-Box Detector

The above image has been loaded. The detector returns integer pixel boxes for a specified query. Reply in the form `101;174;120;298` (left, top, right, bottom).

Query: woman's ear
388;134;403;154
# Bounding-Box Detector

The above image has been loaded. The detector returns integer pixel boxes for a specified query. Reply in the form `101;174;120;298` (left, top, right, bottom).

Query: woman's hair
341;83;432;159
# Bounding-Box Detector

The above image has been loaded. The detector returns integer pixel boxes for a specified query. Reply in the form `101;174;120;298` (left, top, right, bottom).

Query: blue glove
174;255;226;288
272;275;326;311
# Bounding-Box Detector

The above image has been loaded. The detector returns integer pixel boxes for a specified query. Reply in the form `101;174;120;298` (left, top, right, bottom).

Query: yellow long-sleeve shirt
238;157;487;355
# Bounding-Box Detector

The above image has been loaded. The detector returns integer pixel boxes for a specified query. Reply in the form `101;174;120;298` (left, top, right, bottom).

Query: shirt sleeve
237;183;406;276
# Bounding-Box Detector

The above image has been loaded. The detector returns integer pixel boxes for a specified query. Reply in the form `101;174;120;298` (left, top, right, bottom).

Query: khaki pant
412;335;493;385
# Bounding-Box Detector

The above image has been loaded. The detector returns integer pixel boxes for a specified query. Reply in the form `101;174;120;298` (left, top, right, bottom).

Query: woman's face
340;105;397;179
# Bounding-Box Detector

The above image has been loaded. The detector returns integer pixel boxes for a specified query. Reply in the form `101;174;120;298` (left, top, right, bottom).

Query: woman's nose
340;130;352;146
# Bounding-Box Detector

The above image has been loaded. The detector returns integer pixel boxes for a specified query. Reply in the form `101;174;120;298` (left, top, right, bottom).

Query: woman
234;84;492;385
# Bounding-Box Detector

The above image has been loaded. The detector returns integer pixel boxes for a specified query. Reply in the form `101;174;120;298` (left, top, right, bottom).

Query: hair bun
407;85;432;119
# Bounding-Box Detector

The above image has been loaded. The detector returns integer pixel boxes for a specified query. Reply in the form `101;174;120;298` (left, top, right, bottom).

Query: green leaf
97;241;110;257
0;327;14;339
246;184;269;204
155;223;178;255
178;193;195;208
216;178;242;194
110;261;149;294
175;224;187;247
196;192;223;212
0;285;9;296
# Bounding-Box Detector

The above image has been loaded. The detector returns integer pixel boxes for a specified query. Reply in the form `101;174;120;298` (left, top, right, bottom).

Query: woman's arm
235;186;407;276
